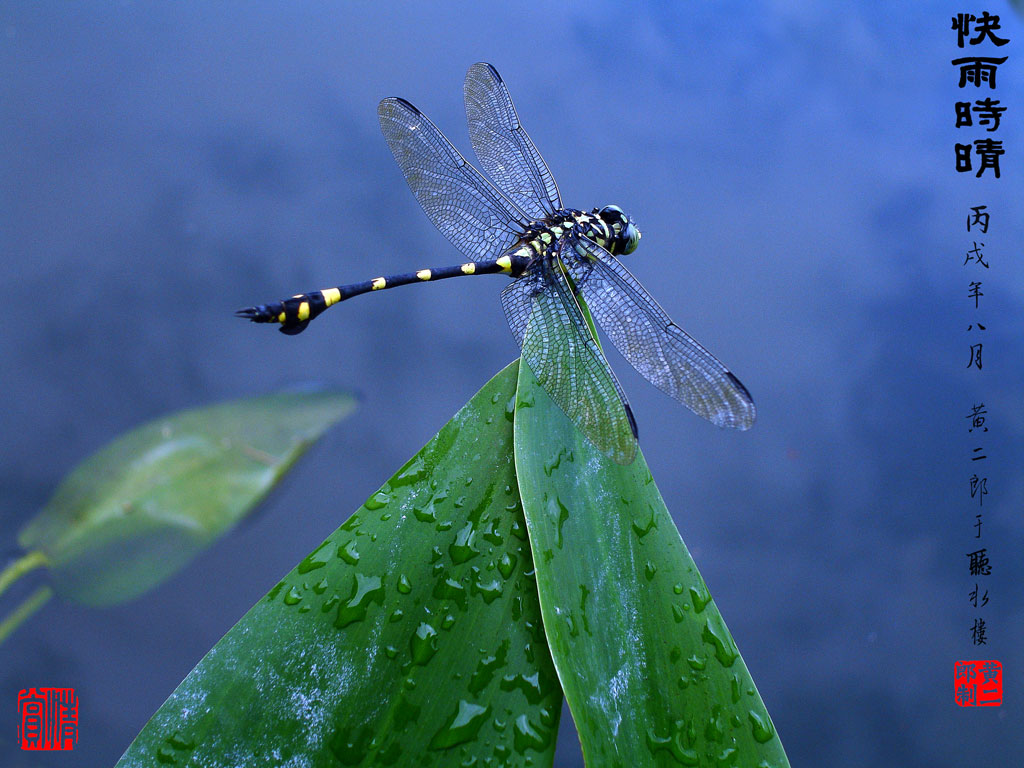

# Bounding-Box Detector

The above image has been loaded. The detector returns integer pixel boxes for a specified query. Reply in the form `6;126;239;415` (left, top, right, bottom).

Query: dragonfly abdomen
236;253;532;335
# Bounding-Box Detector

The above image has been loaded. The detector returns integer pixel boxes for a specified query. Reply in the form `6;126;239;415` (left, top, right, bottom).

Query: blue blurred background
2;2;1022;765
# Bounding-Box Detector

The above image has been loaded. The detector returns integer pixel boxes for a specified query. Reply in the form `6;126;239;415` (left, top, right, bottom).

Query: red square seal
17;687;78;750
954;660;1002;706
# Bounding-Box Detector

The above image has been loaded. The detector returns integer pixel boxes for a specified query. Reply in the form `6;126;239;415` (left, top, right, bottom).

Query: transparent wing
465;62;561;221
378;97;528;262
565;236;756;430
501;252;638;464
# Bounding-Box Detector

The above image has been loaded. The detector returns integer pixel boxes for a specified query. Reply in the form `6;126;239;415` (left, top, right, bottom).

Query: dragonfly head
595;205;641;256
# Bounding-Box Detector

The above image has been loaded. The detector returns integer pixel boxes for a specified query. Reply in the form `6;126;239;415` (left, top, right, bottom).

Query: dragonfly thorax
519;207;640;258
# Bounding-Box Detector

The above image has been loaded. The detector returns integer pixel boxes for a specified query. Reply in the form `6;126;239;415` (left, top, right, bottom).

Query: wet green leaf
115;362;562;768
515;361;791;768
17;390;356;606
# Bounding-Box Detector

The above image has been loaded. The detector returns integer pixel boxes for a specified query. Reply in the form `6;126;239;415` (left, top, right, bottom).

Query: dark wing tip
621;403;639;464
624;401;639;440
379;96;420;115
725;371;753;404
466;63;504;92
723;371;756;430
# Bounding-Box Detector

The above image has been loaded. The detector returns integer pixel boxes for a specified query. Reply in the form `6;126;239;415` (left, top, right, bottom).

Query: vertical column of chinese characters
951;11;1006;709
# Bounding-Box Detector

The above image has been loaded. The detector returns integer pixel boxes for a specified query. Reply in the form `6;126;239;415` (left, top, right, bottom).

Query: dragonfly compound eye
622;222;640;255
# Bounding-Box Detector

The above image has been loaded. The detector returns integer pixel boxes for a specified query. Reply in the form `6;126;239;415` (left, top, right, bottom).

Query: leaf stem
0;550;50;600
0;585;53;645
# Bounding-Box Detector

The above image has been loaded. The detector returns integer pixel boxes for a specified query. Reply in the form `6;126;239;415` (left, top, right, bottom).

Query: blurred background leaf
115;362;562;768
3;390;355;624
515;361;790;768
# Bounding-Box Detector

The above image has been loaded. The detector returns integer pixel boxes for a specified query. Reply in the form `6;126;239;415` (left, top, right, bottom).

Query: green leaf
17;390;356;606
116;362;563;768
514;361;790;768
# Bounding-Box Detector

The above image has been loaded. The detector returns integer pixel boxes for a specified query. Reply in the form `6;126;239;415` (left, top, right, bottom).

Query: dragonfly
238;63;755;464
